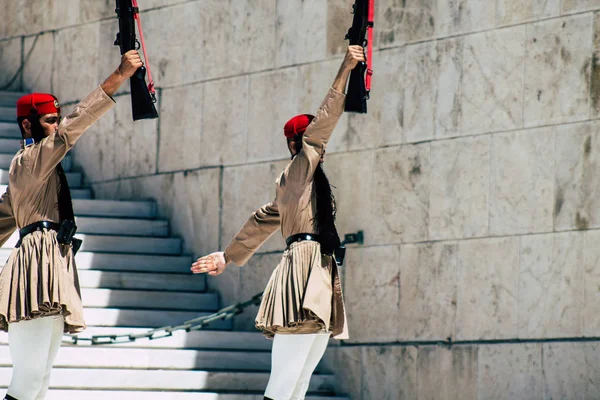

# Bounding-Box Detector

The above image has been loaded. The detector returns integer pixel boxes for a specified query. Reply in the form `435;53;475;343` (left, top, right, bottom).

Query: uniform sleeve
283;87;346;188
224;201;280;266
0;191;17;247
23;86;115;181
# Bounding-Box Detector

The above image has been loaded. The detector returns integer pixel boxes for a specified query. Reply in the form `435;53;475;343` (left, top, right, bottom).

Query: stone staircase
0;91;347;400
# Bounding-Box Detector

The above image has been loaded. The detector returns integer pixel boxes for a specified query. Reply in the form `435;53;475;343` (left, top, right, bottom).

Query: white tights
6;315;64;400
264;333;330;400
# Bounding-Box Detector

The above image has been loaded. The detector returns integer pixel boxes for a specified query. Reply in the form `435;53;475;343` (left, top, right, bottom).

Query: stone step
77;270;205;292
80;288;218;311
0;92;24;107
0;345;271;371
0;184;91;199
75;216;169;237
0;168;81;187
44;391;347;400
2;233;182;255
0;367;335;392
72;199;156;218
0;138;20;153
0;122;20;139
0;250;193;273
0;152;73;170
82;308;232;329
0;328;271;351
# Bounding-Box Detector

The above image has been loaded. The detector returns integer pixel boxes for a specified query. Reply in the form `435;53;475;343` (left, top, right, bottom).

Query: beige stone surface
347;47;405;150
429;136;490;241
22;32;54;93
275;0;327;68
477;343;542;400
524;14;593;127
437;0;496;36
1;0;81;37
371;144;430;245
326;346;362;397
456;237;520;340
563;0;600;13
221;161;287;255
53;23;101;103
460;26;526;136
554;121;600;231
496;0;560;25
327;0;355;57
361;346;418;400
247;69;298;163
591;12;600;118
398;242;457;341
417;345;478;400
344;246;400;343
583;230;600;335
435;38;464;139
489;127;555;235
518;232;584;338
542;342;600;398
377;0;437;48
0;37;22;92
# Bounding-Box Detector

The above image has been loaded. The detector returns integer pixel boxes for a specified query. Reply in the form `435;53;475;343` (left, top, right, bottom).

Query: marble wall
3;0;600;398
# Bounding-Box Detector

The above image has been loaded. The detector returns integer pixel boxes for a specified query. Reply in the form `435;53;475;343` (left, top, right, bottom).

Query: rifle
114;0;158;121
344;0;374;114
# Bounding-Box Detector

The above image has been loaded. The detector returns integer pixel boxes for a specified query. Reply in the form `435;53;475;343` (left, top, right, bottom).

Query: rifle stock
115;0;158;121
344;0;371;114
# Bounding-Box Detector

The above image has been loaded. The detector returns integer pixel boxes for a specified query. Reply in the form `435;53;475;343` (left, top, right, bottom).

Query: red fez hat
284;114;315;138
16;93;60;118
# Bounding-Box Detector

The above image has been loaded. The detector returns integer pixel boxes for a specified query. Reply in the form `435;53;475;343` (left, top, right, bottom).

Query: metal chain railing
63;292;263;345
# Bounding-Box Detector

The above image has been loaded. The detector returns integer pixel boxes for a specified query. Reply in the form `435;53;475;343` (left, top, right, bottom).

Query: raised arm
22;51;142;181
284;46;365;188
192;201;280;275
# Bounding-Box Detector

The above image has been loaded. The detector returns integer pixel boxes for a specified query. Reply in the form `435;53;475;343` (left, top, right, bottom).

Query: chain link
64;292;263;346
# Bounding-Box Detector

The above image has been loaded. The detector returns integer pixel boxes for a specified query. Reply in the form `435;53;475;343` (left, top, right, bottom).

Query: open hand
342;45;366;71
191;252;228;276
117;50;143;79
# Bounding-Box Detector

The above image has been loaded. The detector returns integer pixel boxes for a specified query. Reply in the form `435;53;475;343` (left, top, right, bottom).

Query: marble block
429;136;490;241
563;0;600;13
221;161;287;255
378;0;437;48
22;32;54;93
398;242;458;341
460;26;526;136
437;0;496;37
0;38;22;92
554;121;600;231
496;0;560;26
456;237;520;340
327;346;362;398
247;69;298;163
542;342;600;398
344;246;401;343
583;230;600;335
435;38;464;140
518;232;584;339
489;127;555;235
275;0;327;68
52;23;101;103
524;14;593;127
2;0;80;37
591;12;600;118
477;343;542;400
361;346;418;400
327;0;355;56
371;144;430;244
347;47;405;150
417;345;478;400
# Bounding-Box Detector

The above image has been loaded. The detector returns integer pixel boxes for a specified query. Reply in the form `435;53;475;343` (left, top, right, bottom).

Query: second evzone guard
192;46;365;400
0;50;142;400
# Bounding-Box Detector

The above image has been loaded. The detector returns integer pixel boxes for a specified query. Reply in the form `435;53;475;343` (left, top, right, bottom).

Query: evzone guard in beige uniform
0;50;142;400
192;45;365;400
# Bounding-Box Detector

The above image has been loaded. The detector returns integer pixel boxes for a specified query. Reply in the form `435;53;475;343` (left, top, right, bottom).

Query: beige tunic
0;87;115;333
225;87;349;340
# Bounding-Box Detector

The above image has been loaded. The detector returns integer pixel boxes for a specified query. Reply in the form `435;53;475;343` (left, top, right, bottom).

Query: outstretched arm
192;201;280;276
23;51;142;181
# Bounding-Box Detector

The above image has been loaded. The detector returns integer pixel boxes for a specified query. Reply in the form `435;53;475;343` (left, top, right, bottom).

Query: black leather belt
286;233;320;248
16;221;61;248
